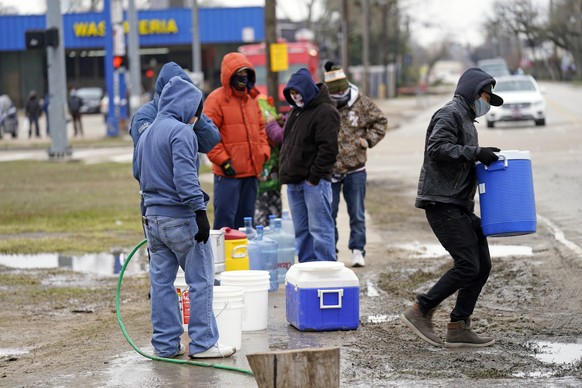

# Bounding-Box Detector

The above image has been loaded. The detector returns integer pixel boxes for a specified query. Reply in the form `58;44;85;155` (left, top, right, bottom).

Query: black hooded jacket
279;69;340;185
415;67;497;212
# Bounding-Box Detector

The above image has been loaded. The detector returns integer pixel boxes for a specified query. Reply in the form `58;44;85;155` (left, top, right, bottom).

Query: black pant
417;204;492;322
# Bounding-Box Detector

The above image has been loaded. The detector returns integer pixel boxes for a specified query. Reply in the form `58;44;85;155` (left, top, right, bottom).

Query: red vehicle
238;41;320;112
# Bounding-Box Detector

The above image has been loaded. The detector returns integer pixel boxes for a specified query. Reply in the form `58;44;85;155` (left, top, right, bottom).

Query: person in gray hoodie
401;67;503;349
135;76;235;359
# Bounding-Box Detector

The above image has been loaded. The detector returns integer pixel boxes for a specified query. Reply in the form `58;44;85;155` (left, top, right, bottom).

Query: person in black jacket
25;90;42;138
401;67;504;348
279;68;340;263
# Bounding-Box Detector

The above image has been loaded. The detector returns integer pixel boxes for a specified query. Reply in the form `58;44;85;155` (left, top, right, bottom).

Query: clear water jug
247;225;279;292
268;218;296;283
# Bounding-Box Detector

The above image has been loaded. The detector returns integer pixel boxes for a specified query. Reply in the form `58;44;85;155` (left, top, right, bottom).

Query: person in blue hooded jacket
279;68;340;262
135;76;236;359
130;62;221;181
401;67;503;349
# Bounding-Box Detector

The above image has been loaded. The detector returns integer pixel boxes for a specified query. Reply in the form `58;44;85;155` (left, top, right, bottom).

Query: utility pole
46;0;69;158
341;0;349;71
190;0;203;88
127;0;141;118
362;0;369;95
265;0;278;104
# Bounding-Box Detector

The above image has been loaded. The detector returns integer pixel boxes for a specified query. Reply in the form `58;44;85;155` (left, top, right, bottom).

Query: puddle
389;242;533;259
366;314;399;324
0;251;148;276
531;340;582;365
0;348;30;357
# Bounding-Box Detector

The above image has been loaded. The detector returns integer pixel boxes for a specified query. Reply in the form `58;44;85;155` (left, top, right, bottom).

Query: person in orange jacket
204;52;270;230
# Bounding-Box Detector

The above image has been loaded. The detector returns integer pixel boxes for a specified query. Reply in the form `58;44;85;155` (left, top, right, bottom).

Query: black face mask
231;75;248;90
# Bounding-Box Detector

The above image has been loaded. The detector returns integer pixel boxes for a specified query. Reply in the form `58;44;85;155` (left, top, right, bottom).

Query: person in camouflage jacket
324;62;387;267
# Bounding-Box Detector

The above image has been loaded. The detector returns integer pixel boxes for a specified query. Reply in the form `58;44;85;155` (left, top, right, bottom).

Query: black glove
221;160;236;176
194;210;210;244
477;147;500;166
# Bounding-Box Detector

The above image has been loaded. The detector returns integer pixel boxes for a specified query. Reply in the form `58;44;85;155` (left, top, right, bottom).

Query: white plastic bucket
213;286;244;350
220;270;270;331
210;229;225;274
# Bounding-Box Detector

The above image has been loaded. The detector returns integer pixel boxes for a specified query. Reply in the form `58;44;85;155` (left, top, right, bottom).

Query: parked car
477;58;511;78
485;75;546;128
0;94;18;139
76;87;103;114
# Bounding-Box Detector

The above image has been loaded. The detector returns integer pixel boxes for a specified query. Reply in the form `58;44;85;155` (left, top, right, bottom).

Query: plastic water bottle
247;235;262;271
240;216;256;241
264;214;277;235
254;225;279;292
281;209;294;237
268;218;296;283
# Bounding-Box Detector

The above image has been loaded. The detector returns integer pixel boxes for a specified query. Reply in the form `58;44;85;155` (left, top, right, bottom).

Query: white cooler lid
286;261;359;288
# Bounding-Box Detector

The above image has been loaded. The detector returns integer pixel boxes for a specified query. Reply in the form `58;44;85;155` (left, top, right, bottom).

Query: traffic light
113;55;126;69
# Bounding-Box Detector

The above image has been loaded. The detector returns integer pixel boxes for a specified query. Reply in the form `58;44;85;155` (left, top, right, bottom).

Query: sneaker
400;302;442;346
351;249;365;267
189;343;236;359
444;318;495;348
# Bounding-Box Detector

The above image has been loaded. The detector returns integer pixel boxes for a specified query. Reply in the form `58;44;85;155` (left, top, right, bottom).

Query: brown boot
400;302;442;346
444;318;495;348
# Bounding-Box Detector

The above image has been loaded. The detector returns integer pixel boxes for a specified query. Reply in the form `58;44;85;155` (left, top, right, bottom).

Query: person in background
25;90;42;138
400;67;503;348
67;88;83;137
279;68;340;262
324;62;387;268
204;52;270;230
255;95;285;226
134;75;236;359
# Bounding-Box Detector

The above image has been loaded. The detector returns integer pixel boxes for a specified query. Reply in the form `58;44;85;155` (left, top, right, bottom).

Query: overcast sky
0;0;549;47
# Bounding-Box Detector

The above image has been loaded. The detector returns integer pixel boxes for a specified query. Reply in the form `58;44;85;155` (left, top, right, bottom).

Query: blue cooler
285;261;359;331
476;150;536;237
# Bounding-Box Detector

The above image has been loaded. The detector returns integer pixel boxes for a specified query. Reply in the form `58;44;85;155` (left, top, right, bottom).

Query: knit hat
324;61;349;94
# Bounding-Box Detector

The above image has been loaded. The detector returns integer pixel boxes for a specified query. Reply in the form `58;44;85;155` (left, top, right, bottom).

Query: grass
0;160;213;254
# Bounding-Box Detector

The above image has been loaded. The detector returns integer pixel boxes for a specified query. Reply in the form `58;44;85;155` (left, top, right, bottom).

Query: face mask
231;75;248;90
330;88;350;108
474;97;491;117
291;93;304;108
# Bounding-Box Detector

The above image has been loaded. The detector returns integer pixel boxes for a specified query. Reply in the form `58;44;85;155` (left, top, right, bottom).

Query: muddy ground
1;175;582;387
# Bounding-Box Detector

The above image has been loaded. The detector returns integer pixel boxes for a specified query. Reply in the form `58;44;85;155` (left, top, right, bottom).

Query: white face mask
291;93;304;108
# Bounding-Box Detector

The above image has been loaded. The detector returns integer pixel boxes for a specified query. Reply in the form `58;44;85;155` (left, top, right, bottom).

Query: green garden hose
115;238;254;376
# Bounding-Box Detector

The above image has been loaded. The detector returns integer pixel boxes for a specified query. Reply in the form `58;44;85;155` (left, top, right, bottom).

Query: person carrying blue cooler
401;67;504;348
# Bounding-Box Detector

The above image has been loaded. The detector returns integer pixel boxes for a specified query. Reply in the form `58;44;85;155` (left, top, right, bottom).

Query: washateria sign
73;18;179;37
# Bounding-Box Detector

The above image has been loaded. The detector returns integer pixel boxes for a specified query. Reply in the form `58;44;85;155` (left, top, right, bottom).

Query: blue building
0;6;264;107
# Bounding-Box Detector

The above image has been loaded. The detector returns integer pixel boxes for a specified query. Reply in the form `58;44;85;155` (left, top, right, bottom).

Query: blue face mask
474;97;491;117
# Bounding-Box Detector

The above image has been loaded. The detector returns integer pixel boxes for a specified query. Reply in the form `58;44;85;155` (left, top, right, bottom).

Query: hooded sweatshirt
135;76;207;217
204;53;270;178
130;62;220;179
279;68;340;185
415;67;497;211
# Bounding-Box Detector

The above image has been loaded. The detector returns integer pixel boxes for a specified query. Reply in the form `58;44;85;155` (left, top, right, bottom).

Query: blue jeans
417;204;492;322
287;180;336;262
213;176;258;230
144;215;218;357
331;170;366;254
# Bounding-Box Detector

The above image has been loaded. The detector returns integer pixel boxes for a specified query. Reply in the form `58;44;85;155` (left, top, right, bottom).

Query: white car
486;75;546;128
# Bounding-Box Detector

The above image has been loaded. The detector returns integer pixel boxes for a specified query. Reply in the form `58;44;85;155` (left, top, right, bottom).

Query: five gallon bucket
476;150;536;237
213;286;244;350
220;270;269;331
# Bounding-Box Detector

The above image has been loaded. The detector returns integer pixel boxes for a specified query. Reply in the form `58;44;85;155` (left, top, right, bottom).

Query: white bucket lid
292;261;345;272
210;229;224;236
497;150;531;160
220;270;270;279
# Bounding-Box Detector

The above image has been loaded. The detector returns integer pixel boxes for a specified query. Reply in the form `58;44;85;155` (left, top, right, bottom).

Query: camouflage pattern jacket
333;84;387;175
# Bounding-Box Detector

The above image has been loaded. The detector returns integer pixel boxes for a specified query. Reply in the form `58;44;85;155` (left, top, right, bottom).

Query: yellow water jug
222;227;249;271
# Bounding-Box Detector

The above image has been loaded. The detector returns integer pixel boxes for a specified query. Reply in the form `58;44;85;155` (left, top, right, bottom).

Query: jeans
213;176;258;230
331;170;366;253
287;180;336;262
144;215;218;357
417;204;492;322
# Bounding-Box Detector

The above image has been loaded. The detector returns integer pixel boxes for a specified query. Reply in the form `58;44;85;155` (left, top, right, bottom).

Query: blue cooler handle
317;289;344;309
484;154;508;172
